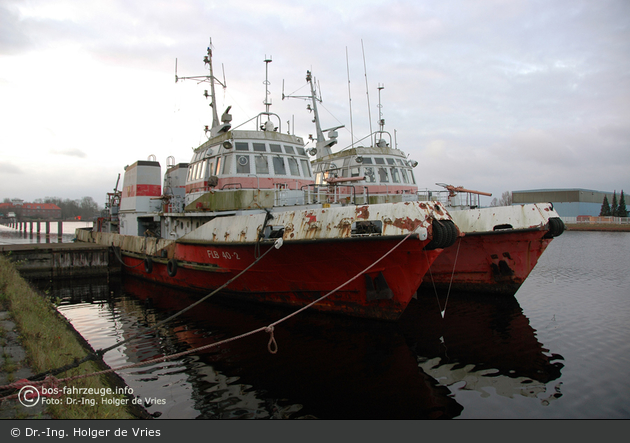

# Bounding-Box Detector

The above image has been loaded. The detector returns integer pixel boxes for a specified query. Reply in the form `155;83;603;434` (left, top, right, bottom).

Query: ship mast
284;71;344;158
175;39;228;137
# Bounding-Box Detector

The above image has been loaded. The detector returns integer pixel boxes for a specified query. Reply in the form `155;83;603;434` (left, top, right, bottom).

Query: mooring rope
440;237;461;318
110;244;144;268
426;236;461;318
0;232;414;401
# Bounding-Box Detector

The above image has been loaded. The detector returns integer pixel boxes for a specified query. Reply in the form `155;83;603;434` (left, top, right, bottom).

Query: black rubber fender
548;217;565;237
442;220;458;248
167;258;178;277
425;220;445;250
144;258;153;274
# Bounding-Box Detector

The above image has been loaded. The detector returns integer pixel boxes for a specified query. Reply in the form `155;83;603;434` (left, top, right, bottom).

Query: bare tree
490;191;512;207
499;191;512;206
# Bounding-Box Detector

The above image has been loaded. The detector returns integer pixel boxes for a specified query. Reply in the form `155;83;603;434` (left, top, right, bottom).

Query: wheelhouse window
287;157;300;176
284;145;295;155
364;167;376;183
375;158;386;165
401;168;409;184
272;157;286;175
253;143;266;152
236;155;250;174
214;157;222;175
391;167;400;183
362;157;373;164
378;167;389;182
235;142;249;151
222;154;233;174
255;155;269;174
300;159;312;178
296;147;306;156
386;158;395;165
269;144;282;153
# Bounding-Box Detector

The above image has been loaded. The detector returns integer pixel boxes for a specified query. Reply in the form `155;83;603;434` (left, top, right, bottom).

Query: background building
0;201;62;220
512;188;615;218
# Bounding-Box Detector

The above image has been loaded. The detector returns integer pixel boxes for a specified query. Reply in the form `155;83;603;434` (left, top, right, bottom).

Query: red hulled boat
78;42;458;320
309;86;564;296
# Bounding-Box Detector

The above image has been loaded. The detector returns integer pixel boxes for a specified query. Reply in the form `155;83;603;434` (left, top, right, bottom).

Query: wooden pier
0;242;120;280
1;220;69;240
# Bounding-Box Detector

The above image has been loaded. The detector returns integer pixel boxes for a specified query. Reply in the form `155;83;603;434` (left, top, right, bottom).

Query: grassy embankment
0;254;139;419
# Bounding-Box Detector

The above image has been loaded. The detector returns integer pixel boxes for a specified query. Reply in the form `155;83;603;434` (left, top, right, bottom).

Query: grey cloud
50;149;87;158
0;162;24;174
0;2;33;55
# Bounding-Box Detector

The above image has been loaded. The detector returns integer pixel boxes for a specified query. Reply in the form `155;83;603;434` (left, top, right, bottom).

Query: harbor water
4;225;630;419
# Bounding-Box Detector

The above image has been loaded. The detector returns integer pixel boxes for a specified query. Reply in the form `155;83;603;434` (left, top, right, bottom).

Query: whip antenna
361;39;373;141
346;47;354;149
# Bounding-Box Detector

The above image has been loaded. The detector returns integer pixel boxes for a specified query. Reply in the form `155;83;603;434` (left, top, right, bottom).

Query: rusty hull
421;203;562;295
77;201;455;320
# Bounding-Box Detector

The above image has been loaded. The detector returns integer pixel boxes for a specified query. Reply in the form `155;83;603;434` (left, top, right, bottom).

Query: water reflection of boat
399;293;564;403
51;276;564;418
120;276;464;419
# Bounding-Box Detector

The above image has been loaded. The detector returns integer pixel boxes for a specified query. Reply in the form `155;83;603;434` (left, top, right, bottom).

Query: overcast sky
1;0;629;206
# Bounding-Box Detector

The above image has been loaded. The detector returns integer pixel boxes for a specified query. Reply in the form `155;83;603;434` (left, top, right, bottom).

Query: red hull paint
422;230;553;295
123;236;442;321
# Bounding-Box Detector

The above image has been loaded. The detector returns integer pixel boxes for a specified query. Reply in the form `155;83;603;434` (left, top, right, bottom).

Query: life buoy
167;258;178;277
144;258;153;274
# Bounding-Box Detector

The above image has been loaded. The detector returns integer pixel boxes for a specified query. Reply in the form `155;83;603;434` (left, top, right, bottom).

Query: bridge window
214;157;222;175
364;167;376;183
270;144;282;153
288;157;300;176
236;155;250;174
235;142;249;151
391;167;400;183
378;167;389;182
255;155;269;174
284;145;295;155
362;157;373;164
297;147;306;156
401;168;409;184
375;158;385;165
253;143;266;152
300;159;312;178
222;154;233;174
272;157;286;175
